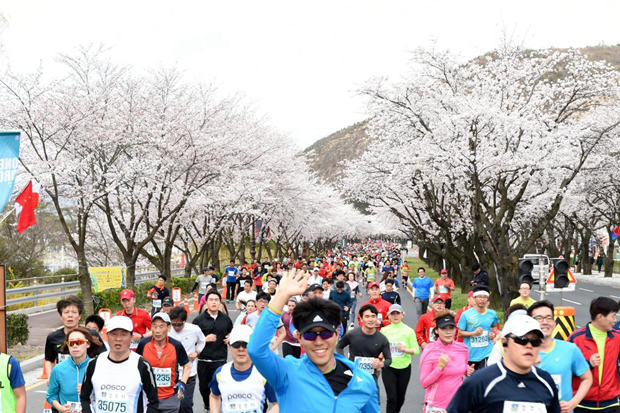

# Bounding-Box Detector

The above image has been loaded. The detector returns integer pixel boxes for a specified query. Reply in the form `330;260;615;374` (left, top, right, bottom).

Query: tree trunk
604;236;615;277
77;252;95;315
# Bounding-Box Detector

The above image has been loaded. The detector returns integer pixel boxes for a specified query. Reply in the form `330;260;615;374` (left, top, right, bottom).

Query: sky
2;1;620;148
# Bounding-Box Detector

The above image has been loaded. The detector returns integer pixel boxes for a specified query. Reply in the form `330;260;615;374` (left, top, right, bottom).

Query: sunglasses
231;342;247;349
508;335;542;347
302;330;335;341
171;322;184;327
67;339;87;347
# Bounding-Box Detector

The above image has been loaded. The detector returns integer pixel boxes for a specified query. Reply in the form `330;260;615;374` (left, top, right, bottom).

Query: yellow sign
89;266;125;292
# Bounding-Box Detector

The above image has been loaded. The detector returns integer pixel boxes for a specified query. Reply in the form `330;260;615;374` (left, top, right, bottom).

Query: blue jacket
248;308;379;413
46;355;91;406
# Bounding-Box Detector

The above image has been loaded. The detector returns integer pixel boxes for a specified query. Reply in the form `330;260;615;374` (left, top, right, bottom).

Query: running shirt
136;336;189;399
116;308;152;350
435;277;455;301
457;307;499;362
80;351;159;413
538;339;589;403
210;362;277;412
447;361;561;413
412;276;433;300
225;266;239;283
336;328;392;377
380;321;420;369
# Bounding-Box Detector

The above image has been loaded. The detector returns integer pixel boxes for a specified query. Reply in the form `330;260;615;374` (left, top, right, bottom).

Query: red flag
15;181;39;234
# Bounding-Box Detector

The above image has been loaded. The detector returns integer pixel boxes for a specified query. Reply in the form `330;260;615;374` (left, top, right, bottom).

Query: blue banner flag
0;132;21;212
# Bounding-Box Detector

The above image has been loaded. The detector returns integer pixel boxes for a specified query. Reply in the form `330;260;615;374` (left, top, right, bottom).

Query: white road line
562;298;582;305
579;288;594;292
611;295;620;299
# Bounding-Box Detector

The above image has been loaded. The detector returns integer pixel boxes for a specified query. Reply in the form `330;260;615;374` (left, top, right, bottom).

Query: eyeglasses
67;339;87;347
302;330;335;341
231;342;247;349
532;315;554;323
519;287;530;290
171;322;184;327
508;335;542;347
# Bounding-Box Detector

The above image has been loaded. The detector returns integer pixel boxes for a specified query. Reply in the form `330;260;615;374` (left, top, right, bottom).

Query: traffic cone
37;361;50;380
193;292;199;312
43;400;52;413
100;326;108;343
184;297;190;314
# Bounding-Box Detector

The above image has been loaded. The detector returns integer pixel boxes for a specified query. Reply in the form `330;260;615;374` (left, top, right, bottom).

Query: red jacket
415;309;437;346
357;297;392;328
569;323;620;408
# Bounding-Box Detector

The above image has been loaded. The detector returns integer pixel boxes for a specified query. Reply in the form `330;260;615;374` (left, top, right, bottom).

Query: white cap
152;312;171;324
229;325;252;345
501;314;543;338
107;316;133;333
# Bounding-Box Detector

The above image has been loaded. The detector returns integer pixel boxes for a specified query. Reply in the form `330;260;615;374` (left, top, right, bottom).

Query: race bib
439;286;449;294
152;299;161;308
390;342;404;358
200;281;208;289
355;356;375;375
228;270;235;277
503;401;546;412
152;367;172;387
96;391;128;413
428;328;436;342
550;374;562;400
68;401;82;413
426;406;447;413
57;353;71;363
130;340;139;350
223;399;261;413
470;331;489;348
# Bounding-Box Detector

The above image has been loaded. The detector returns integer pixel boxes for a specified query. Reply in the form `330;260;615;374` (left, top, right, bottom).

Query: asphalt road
24;276;620;412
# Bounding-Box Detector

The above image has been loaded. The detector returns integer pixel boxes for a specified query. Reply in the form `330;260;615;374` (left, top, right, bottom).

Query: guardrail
6;268;186;314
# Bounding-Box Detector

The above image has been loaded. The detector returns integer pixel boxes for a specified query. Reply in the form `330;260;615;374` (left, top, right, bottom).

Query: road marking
579;288;594;292
562;298;582;305
26;380;47;391
611;295;620;299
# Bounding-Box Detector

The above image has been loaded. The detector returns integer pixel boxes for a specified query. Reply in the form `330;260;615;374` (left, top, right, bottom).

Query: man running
192;266;216;302
329;280;353;333
0;348;26;413
193;290;233;411
457;286;499;370
448;314;560;412
236;280;257;311
117;289;152;351
358;282;391;329
80;316;159;413
136;312;190;413
168;306;206;413
248;270;379;412
224;260;239;301
209;325;279;412
147;275;170;316
434;268;455;309
510;282;536;308
528;300;593;413
415;295;446;349
412;267;433;315
337;304;392;381
381;279;401;305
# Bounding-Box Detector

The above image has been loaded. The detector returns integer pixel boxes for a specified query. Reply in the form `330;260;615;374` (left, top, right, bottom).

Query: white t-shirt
236;290;257;307
168;323;206;377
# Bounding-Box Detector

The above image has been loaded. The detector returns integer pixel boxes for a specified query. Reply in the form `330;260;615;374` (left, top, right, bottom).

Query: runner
434;269;455;309
192;266;217;302
415;295;446;349
357;281;391;329
45;296;106;375
528;300;593;413
337;303;392;382
192;290;234;411
245;292;272;329
147;275;170;316
235;279;257;311
209;325;279;413
381;279;401;305
224;260;239;301
412;267;434;315
307;267;323;285
117;289;152;351
456;286;500;370
419;311;471;413
160;296;174;314
80;316;159;413
509;282;536;308
329;280;353;333
569;297;620;413
380;304;420;413
347;272;361;322
401;261;411;285
47;327;102;413
279;297;302;358
136;312;190;413
454;291;475;342
247;270;379;412
0;347;26;413
448;314;560;412
168;306;206;413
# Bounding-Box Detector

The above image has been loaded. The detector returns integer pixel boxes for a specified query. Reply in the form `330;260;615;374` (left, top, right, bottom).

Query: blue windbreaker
46;355;90;407
248;308;379;413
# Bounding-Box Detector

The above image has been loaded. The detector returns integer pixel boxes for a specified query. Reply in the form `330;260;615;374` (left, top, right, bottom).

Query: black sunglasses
302;330;335;341
231;341;247;349
508;335;542;347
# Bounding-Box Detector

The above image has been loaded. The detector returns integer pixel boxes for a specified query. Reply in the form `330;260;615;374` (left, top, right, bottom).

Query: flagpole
0;206;16;226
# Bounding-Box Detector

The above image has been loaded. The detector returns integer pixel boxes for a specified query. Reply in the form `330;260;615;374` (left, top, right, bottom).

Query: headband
473;291;490;297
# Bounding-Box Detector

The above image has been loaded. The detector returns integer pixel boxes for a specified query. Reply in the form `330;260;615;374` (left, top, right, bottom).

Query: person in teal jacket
248;269;379;413
47;326;102;413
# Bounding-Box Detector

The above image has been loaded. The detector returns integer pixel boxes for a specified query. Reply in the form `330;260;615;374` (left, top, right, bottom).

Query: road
24;276;620;412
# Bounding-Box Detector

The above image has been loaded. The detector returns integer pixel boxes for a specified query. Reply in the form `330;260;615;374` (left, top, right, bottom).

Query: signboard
89;266;125;292
545;268;576;292
0;132;21;213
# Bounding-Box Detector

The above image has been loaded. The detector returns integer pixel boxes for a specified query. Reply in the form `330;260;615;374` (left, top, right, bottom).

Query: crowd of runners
3;242;619;412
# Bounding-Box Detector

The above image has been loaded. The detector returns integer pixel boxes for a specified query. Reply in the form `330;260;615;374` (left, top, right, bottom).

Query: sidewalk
574;270;620;288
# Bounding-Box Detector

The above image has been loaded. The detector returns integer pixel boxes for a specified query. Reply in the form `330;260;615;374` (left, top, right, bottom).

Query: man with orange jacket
415;295;446;349
357;282;391;329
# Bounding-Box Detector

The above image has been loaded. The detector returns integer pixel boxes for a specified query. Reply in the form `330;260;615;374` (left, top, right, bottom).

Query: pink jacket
419;340;469;409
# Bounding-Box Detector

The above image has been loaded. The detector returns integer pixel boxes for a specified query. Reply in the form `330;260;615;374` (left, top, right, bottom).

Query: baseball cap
152;312;171;324
229;325;252;345
312;268;319;273
467;291;474;297
440;268;448;274
306;283;323;293
431;295;445;303
297;312;338;334
120;289;134;300
436;314;456;329
501;314;543;338
107;316;133;333
388;304;404;314
162;297;174;306
367;281;380;289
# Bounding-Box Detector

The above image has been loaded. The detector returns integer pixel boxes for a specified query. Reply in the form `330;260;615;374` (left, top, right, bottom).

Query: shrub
7;313;28;346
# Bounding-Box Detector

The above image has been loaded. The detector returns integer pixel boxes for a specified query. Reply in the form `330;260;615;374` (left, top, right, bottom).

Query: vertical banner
0;265;6;353
0;132;21;212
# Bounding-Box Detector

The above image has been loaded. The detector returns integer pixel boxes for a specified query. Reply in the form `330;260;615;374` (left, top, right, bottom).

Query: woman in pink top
419;311;473;412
